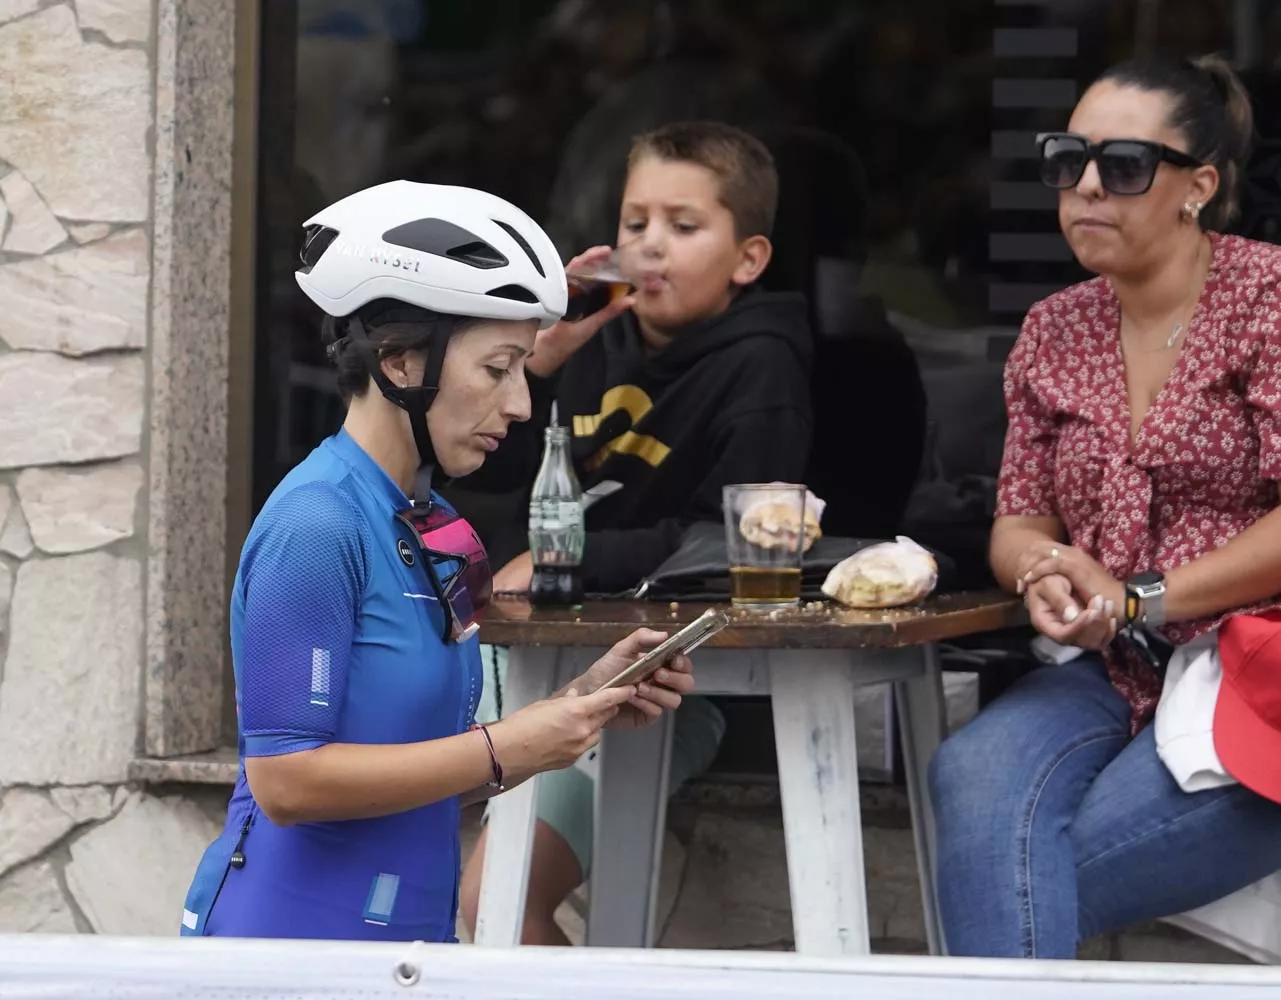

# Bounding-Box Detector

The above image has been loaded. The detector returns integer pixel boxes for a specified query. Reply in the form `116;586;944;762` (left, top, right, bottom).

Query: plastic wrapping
821;535;938;608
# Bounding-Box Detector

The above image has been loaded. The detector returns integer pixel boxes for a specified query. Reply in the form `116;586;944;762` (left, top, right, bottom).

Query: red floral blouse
997;233;1281;729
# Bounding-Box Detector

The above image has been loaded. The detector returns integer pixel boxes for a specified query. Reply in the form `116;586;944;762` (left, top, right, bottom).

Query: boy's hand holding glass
528;245;638;378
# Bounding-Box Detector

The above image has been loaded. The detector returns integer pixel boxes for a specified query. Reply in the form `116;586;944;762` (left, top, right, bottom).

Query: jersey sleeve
237;481;369;757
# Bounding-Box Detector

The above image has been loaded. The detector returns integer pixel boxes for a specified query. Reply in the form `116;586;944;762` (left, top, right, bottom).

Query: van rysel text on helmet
331;237;422;273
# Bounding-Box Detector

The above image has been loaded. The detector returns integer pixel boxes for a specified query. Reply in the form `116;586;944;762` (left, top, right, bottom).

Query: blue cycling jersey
181;428;482;941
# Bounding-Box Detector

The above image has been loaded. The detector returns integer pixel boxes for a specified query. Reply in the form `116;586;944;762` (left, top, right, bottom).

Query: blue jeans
929;655;1281;958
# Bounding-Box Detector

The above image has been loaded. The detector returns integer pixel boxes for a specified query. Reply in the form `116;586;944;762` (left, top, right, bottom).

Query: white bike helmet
294;180;568;492
295;180;567;327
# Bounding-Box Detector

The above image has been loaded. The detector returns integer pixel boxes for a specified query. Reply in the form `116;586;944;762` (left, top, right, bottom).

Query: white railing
2;935;1281;999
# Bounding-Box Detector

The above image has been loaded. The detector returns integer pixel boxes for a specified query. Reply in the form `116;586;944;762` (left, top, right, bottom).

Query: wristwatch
1124;571;1167;628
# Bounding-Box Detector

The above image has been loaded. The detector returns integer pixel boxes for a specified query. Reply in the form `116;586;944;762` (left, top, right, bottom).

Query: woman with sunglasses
928;54;1281;958
181;181;694;942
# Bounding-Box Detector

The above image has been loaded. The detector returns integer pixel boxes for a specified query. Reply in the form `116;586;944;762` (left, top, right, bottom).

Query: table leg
586;710;674;947
893;644;949;956
769;650;870;957
473;645;560;948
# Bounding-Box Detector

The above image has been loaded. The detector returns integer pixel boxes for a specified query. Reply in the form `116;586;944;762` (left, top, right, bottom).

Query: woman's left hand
609;658;694;729
573;628;697;730
1025;574;1118;651
1019;543;1125;618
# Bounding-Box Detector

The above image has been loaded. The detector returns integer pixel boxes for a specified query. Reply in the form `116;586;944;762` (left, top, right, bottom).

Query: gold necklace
1122;237;1208;353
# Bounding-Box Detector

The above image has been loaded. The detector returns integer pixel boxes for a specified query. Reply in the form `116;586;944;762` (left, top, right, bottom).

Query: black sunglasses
1037;132;1204;196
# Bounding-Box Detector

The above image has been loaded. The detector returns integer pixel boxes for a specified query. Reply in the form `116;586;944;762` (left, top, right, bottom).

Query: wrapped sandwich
822;536;938;608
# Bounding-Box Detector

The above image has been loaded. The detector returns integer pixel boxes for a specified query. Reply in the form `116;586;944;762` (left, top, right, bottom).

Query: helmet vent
383;218;508;269
299;225;339;273
486;283;539;304
493;219;546;277
446;241;508;269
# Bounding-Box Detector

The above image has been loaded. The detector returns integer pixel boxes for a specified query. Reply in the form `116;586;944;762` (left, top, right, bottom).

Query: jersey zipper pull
228;815;252;869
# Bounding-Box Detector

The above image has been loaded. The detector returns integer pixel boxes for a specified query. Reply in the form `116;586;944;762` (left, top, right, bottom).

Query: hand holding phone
599;609;729;690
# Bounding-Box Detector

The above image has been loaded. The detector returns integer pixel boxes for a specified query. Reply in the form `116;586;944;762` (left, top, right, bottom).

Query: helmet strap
339;314;451;506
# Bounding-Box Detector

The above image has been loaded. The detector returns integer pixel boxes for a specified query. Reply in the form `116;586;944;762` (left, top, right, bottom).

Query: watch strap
1143;587;1167;628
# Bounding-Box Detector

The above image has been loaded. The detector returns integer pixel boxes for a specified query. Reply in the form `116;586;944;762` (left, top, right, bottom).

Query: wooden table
473;592;1025;958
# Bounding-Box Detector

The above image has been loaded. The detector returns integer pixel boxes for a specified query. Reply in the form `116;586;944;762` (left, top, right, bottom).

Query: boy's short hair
627;121;778;240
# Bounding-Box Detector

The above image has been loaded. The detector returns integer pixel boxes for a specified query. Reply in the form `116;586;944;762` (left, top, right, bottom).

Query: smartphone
600;609;730;690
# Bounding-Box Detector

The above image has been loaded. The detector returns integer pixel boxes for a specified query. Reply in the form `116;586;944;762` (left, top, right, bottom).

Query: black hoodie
465;288;814;593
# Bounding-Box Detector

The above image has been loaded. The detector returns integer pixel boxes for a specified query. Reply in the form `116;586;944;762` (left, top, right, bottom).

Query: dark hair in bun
1098;52;1254;231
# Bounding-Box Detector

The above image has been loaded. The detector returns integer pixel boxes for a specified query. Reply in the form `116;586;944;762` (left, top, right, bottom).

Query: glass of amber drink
723;483;807;610
563;244;638;321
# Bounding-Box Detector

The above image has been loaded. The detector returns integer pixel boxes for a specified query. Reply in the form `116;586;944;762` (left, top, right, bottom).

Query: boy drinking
458;121;812;943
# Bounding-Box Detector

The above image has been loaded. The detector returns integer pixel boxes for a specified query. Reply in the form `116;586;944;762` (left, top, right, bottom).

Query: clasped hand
1015;542;1126;651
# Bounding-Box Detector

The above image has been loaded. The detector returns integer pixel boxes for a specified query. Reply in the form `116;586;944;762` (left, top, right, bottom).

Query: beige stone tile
0;552;142;784
0;861;78;933
0;170;66;254
0;789;74;880
17;462;143;554
0;7;150;221
0;353;143;469
0;231;148;355
64;792;220;935
78;0;152;44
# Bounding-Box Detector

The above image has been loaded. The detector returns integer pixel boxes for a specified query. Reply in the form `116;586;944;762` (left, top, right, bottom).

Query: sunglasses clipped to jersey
394;494;492;646
1037;132;1205;196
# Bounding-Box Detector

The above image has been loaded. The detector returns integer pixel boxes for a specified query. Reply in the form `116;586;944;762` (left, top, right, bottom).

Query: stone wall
0;1;226;935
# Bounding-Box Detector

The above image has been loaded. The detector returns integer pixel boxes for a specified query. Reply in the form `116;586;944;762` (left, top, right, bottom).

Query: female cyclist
181;181;694;941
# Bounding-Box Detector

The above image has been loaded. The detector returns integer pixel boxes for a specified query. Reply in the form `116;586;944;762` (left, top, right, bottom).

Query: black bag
618;522;955;602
